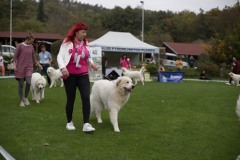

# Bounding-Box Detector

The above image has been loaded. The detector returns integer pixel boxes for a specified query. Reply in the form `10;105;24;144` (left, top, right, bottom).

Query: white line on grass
0;146;15;160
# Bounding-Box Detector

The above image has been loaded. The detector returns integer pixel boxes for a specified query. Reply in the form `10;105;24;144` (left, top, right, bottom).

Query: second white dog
229;72;240;86
31;72;46;103
90;76;134;132
236;95;240;120
121;67;146;85
47;67;64;88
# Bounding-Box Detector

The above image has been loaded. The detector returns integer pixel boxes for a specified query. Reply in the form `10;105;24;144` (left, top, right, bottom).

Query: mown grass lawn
0;78;240;160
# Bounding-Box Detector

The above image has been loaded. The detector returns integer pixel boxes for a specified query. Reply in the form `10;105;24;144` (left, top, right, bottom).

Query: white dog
228;72;240;86
47;67;64;88
90;76;134;132
121;67;146;85
236;95;240;121
31;72;46;103
236;96;240;159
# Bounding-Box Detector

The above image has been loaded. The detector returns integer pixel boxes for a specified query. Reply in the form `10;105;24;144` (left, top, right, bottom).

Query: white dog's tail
236;95;240;120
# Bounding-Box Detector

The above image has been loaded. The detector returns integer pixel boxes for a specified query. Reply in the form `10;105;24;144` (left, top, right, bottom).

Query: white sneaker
23;98;30;105
66;121;76;130
82;123;95;132
20;101;25;107
226;82;231;85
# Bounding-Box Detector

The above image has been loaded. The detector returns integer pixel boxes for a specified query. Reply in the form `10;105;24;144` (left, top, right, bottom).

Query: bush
51;40;63;67
145;63;158;76
182;68;199;78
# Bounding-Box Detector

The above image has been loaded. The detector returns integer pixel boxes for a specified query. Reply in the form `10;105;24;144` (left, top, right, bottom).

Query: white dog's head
35;78;46;90
47;67;56;75
116;76;134;95
140;66;146;73
229;72;234;77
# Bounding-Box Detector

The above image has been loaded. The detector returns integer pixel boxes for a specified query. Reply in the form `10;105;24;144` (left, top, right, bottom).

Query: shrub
145;63;158;76
51;40;62;67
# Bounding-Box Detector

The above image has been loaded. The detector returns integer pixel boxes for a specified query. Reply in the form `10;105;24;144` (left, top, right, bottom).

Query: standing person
57;22;98;132
0;51;5;76
159;64;165;72
120;54;131;69
189;56;195;68
13;33;42;107
175;57;183;72
38;44;52;86
101;52;107;79
226;57;240;85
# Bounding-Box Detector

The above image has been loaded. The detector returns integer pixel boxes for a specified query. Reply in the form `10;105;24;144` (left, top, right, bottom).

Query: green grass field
0;78;240;160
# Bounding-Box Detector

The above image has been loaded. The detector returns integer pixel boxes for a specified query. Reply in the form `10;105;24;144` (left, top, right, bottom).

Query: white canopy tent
88;31;159;68
88;31;159;54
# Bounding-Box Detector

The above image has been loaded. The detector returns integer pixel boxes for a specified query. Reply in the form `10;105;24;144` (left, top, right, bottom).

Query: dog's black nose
132;86;135;89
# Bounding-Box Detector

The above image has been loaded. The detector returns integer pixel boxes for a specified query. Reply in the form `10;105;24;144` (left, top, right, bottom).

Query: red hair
64;22;88;44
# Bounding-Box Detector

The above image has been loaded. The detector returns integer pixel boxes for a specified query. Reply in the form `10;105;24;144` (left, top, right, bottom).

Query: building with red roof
163;42;207;57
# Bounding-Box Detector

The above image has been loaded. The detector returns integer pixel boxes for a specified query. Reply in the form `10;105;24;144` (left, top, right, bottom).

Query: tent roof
88;31;159;54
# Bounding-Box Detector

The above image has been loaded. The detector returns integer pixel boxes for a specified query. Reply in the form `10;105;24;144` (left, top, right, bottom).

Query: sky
77;0;237;13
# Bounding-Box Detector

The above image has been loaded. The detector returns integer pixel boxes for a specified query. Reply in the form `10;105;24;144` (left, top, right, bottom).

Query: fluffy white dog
236;96;240;159
121;67;146;85
90;76;134;132
31;72;46;103
47;67;64;88
228;72;240;86
236;95;240;121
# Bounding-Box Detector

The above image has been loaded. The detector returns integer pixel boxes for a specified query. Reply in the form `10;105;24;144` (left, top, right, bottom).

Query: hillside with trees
0;0;240;72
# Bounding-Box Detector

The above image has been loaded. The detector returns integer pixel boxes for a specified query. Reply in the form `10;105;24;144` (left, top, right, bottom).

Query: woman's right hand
61;68;69;77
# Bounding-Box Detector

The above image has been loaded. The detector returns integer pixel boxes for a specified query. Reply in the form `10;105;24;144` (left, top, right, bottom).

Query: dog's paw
114;129;120;132
36;100;40;103
97;119;103;123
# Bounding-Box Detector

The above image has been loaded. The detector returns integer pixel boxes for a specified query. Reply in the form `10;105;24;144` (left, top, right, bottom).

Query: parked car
161;53;189;68
1;45;16;57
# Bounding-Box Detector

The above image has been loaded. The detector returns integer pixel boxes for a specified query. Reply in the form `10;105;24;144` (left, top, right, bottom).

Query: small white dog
47;67;64;88
236;95;240;121
90;76;134;132
236;96;240;160
31;72;46;103
121;66;146;85
228;72;240;86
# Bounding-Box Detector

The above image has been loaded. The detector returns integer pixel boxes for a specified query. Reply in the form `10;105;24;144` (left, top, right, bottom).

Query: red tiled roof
163;42;207;56
0;31;64;40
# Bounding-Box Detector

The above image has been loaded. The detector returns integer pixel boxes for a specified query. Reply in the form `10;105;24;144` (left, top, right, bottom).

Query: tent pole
140;1;144;62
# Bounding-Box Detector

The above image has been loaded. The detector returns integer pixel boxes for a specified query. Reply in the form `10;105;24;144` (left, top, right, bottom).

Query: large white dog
47;67;64;88
236;95;240;121
236;96;240;159
31;72;46;103
121;67;146;85
228;72;240;86
90;76;134;132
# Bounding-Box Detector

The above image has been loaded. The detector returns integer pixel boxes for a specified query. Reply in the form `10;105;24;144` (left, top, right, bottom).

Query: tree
37;0;48;23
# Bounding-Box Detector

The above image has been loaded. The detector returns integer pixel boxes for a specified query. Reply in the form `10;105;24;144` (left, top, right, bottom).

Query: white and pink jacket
57;41;93;74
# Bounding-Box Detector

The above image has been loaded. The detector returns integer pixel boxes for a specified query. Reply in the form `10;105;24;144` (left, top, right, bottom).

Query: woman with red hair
57;22;97;132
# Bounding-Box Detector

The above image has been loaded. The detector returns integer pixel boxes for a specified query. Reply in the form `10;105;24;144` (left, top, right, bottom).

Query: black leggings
63;74;91;124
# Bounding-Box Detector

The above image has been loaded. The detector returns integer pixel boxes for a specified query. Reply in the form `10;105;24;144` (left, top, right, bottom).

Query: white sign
88;47;102;82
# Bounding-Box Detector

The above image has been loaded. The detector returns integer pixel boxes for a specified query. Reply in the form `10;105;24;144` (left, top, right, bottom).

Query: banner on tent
101;46;159;53
158;72;183;82
88;47;102;82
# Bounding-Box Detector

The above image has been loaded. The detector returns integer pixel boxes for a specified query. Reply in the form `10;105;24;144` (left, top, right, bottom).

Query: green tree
37;0;48;23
